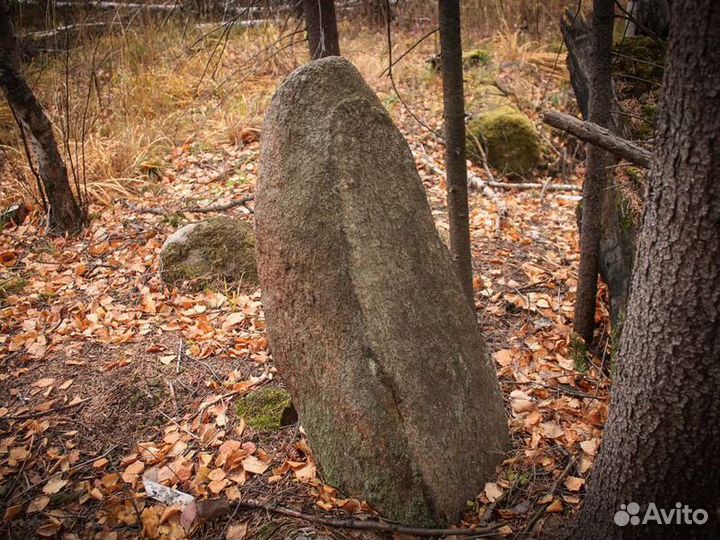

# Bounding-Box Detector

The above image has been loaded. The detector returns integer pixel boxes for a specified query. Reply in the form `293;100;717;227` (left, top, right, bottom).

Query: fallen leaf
36;521;62;537
498;525;513;537
242;455;268;475
93;458;109;469
540;421;564;439
27;496;50;514
564;476;585;492
484;482;503;502
293;462;316;482
42;477;68;495
226;522;248;540
3;505;23;522
580;438;599;456
493;349;514;366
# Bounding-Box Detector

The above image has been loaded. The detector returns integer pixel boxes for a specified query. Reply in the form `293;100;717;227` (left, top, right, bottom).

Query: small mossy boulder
464;49;492;68
160;217;258;291
428;49;492;72
466;100;540;176
236;387;297;432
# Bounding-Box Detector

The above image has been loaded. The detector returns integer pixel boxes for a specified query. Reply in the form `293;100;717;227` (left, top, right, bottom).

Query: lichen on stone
236;387;296;432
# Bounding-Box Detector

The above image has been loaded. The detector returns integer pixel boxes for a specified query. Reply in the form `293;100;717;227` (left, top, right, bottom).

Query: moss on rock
160;217;257;291
236;388;296;432
464;49;492;68
466;103;540;176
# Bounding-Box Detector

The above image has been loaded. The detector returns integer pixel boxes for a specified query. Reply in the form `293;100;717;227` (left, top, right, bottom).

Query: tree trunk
0;0;84;234
625;0;671;39
362;0;391;26
303;0;340;60
572;0;614;344
573;1;720;538
438;0;473;305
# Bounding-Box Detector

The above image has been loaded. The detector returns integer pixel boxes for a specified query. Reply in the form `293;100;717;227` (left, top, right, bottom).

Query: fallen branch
180;195;255;213
203;498;501;537
523;455;578;535
487;181;581;191
543;110;652;168
125;195;254;216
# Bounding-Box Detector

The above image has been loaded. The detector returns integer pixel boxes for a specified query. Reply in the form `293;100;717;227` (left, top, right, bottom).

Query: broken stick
543;110;652;168
198;497;502;538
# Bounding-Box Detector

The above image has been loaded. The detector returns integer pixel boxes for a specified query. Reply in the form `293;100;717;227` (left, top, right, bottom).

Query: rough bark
0;0;84;234
256;57;509;527
573;0;614;345
573;1;720;538
625;0;671;39
303;0;340;60
438;0;473;305
562;10;660;330
562;11;592;120
543;111;652;169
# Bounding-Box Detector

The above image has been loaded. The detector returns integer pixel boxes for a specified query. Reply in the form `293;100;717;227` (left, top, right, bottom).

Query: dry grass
0;21;305;208
0;2;570;211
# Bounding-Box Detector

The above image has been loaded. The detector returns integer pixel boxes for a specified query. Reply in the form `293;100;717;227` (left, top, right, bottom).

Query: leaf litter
0;28;611;540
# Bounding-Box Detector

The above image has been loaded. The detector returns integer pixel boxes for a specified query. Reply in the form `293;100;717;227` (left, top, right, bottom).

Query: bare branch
543;110;652;168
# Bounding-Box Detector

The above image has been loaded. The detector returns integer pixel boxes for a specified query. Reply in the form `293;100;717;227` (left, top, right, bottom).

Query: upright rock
256;57;509;527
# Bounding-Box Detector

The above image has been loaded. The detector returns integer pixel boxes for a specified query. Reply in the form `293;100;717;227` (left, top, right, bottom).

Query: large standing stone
256;57;509;527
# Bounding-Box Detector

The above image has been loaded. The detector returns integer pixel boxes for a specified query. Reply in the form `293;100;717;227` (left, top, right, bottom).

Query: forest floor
0;21;612;540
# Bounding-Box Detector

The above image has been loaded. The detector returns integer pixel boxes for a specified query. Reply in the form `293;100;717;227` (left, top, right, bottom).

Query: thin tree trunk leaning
573;1;720;538
438;0;473;305
303;0;340;60
0;0;84;234
572;0;614;345
543;111;652;169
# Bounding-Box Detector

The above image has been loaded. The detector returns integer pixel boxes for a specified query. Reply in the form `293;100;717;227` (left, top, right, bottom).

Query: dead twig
221;497;502;537
125;195;254;216
543;110;652;168
523;455;578;535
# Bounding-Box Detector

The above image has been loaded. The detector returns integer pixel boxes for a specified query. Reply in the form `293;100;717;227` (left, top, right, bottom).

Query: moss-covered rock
466;89;540;177
236;388;296;432
160;217;257;291
428;49;492;72
464;49;492;68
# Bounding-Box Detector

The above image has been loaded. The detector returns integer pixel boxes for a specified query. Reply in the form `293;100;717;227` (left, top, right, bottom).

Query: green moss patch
464;49;492;68
236;388;296;432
